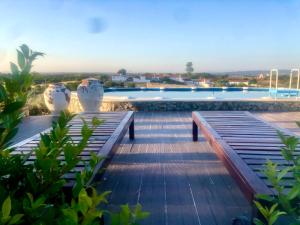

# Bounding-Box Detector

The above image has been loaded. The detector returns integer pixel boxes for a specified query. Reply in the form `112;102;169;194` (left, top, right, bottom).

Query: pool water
104;88;300;100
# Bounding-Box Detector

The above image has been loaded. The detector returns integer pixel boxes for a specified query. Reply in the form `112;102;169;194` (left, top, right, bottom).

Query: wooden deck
192;111;298;203
255;112;300;136
97;112;251;225
11;111;300;225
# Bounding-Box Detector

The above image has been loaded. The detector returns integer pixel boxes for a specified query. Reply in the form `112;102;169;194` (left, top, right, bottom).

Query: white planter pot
77;78;103;113
44;83;71;115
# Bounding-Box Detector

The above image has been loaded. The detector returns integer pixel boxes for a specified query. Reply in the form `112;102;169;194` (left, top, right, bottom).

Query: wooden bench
11;111;134;187
192;111;295;202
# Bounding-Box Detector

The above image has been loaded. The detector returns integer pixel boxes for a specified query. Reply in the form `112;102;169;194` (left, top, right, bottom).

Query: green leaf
62;208;78;224
119;204;130;225
46;180;65;196
91;117;103;127
89;152;102;169
81;122;93;139
19;44;29;58
0;84;7;102
2;101;25;115
278;167;291;180
255;194;274;202
10;62;19;75
64;144;76;165
269;211;286;225
2;196;11;218
78;189;92;214
94;190;111;205
254;201;268;219
269;203;278;214
20;63;31;75
17;50;25;69
1;128;19;147
26;193;34;205
29;51;44;61
287;183;300;200
110;213;121;225
134;203;150;220
253;218;265;225
8;214;23;225
32;196;46;209
72;173;84;198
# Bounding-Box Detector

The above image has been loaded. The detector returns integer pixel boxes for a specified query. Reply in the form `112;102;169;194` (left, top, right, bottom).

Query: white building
228;80;249;86
112;75;128;82
198;79;213;87
169;75;185;83
257;73;266;80
133;76;150;83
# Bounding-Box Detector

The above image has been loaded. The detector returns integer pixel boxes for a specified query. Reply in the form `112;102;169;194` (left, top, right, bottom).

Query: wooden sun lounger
11;111;134;188
192;111;295;202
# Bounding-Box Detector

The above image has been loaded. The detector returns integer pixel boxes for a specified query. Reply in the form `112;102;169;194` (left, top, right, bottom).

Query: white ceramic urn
44;83;71;115
77;78;103;113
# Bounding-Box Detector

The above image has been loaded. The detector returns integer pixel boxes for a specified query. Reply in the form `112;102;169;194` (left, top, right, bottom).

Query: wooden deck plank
97;112;251;225
255;112;300;136
138;113;166;225
162;113;201;225
179;113;250;225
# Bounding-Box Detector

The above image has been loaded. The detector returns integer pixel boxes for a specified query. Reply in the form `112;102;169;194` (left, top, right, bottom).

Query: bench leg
193;121;198;142
129;120;134;140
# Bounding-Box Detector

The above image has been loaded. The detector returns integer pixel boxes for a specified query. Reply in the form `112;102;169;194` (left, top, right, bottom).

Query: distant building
256;73;266;80
133;75;151;83
184;79;194;85
169;75;185;83
228;79;249;86
198;79;213;87
150;77;160;82
112;75;128;82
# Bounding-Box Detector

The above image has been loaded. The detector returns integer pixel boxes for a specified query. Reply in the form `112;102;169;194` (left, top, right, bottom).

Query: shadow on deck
97;112;251;225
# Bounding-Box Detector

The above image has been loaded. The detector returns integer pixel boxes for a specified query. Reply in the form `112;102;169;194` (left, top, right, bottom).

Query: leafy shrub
27;94;50;115
0;45;149;225
254;128;300;225
65;81;81;91
104;81;124;88
126;83;136;88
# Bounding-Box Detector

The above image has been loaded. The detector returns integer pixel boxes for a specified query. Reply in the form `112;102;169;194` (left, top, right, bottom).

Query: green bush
27;94;49;115
254;128;300;225
0;45;149;225
126;83;136;88
65;81;81;91
104;81;124;88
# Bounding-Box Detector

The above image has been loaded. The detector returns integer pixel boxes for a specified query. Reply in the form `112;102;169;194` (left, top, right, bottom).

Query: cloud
87;17;108;34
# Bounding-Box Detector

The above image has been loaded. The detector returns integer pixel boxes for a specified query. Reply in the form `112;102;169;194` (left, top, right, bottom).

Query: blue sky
1;0;300;73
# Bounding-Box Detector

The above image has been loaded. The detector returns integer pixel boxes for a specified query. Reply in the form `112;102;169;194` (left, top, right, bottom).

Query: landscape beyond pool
104;88;300;100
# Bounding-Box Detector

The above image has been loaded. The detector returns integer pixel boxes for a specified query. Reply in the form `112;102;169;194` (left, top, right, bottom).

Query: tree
118;68;127;76
214;79;229;87
186;62;194;75
249;78;257;85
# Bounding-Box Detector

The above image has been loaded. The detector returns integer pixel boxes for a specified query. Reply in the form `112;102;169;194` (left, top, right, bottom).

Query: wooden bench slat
11;112;135;188
192;111;296;202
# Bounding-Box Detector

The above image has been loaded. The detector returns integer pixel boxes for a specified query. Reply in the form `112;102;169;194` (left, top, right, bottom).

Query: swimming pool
104;88;300;100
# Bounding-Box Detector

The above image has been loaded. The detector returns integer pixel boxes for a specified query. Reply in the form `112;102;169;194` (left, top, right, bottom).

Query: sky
1;0;300;73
